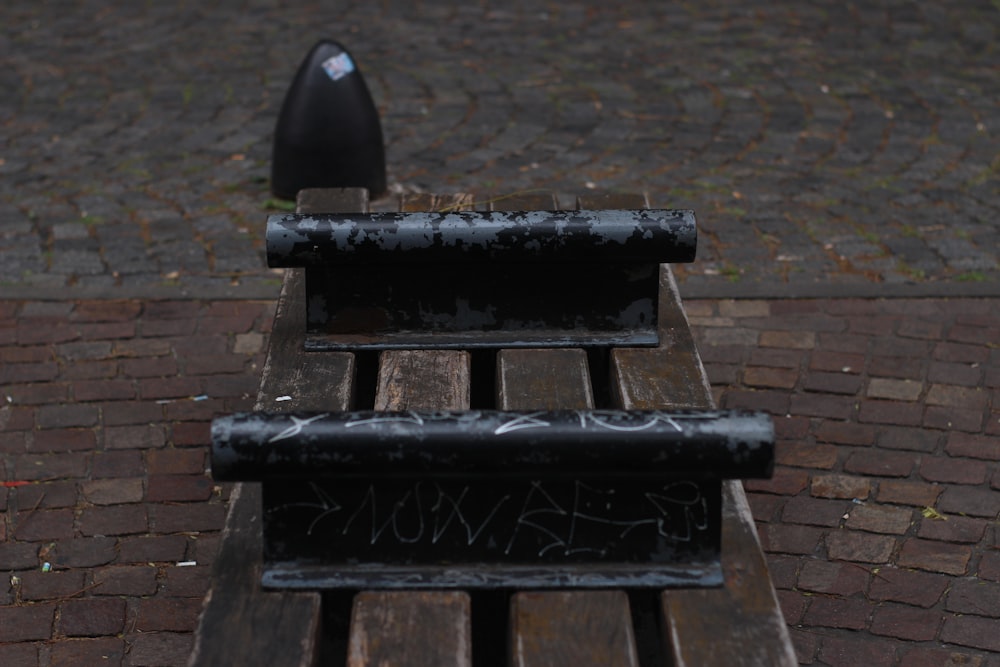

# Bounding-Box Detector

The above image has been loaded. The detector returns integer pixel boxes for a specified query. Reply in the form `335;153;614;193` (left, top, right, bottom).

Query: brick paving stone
763;524;825;556
0;603;54;642
946;433;1000;460
19;570;87;601
826;531;896;564
844;449;917;478
81;478;145;505
748;348;802;369
803;371;863;395
929;361;985;387
980;549;1000;582
788;628;819;665
146;475;214;502
160;566;211;598
868;567;950;608
898;538;972;575
31;427;97;452
73;378;137;402
51;537;118;568
898;648;988;667
869;604;942;641
91;450;145;478
817;635;898;667
49;637;126;666
811;474;871;500
0;643;39;666
810;350;866;374
877;426;943;453
934;342;991;365
789;394;856;420
135;597;204;632
801;596;870;631
79;504;148;537
918;515;989;544
776;442;839;469
12;508;76;541
946;578;1000;617
146;448;206;475
149;503;225;534
857;399;924;426
90;566;159;597
920;457;989;485
797;560;869;596
877;480;943;507
937;486;998;518
15;481;78;509
117;535;189;564
58;597;127;636
775;589;807;626
127;632;194;667
782;496;849;527
760;330;816;350
867;378;924;401
743;366;798;389
845;504;914;535
941;615;1000;652
815;421;876;447
104;424;167;450
170;421;211;447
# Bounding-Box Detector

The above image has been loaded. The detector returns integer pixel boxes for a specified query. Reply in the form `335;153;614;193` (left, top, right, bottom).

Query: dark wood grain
345;348;473;666
496;349;593;410
348;592;471;667
496;192;639;667
509;592;638;667
375;349;470;411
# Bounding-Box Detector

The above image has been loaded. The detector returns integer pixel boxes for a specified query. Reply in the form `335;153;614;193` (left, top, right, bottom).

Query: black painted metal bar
266;209;697;266
211;410;772;482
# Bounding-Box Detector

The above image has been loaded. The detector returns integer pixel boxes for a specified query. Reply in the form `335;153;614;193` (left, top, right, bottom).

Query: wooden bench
189;188;795;667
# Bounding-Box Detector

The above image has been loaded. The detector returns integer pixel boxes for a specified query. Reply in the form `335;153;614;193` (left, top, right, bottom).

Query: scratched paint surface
266;209;697;266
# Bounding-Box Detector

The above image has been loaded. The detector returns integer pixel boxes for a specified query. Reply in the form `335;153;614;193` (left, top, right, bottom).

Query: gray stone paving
1;0;998;298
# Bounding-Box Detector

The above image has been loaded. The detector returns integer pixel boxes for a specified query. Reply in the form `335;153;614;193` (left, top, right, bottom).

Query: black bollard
271;40;387;200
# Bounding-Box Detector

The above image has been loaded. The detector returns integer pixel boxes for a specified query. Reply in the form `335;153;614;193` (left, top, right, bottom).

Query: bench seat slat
497;192;638;667
611;266;796;667
346;349;473;667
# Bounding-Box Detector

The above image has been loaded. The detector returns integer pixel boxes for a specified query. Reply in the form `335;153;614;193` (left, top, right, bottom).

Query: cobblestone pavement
1;0;998;298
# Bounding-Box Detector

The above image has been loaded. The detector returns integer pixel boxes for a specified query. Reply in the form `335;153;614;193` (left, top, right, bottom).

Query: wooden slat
496;348;593;410
345;349;473;666
496;192;638;667
400;191;473;212
189;188;368;667
611;267;797;667
349;592;471;667
375;349;470;411
509;592;638;667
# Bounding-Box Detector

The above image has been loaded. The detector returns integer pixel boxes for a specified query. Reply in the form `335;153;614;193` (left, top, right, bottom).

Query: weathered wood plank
496;349;593;410
496;191;638;667
609;268;712;410
610;267;796;667
509;592;638;667
191;188;369;667
375;349;470;411
498;350;638;667
401;191;474;212
346;349;473;667
348;592;472;667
